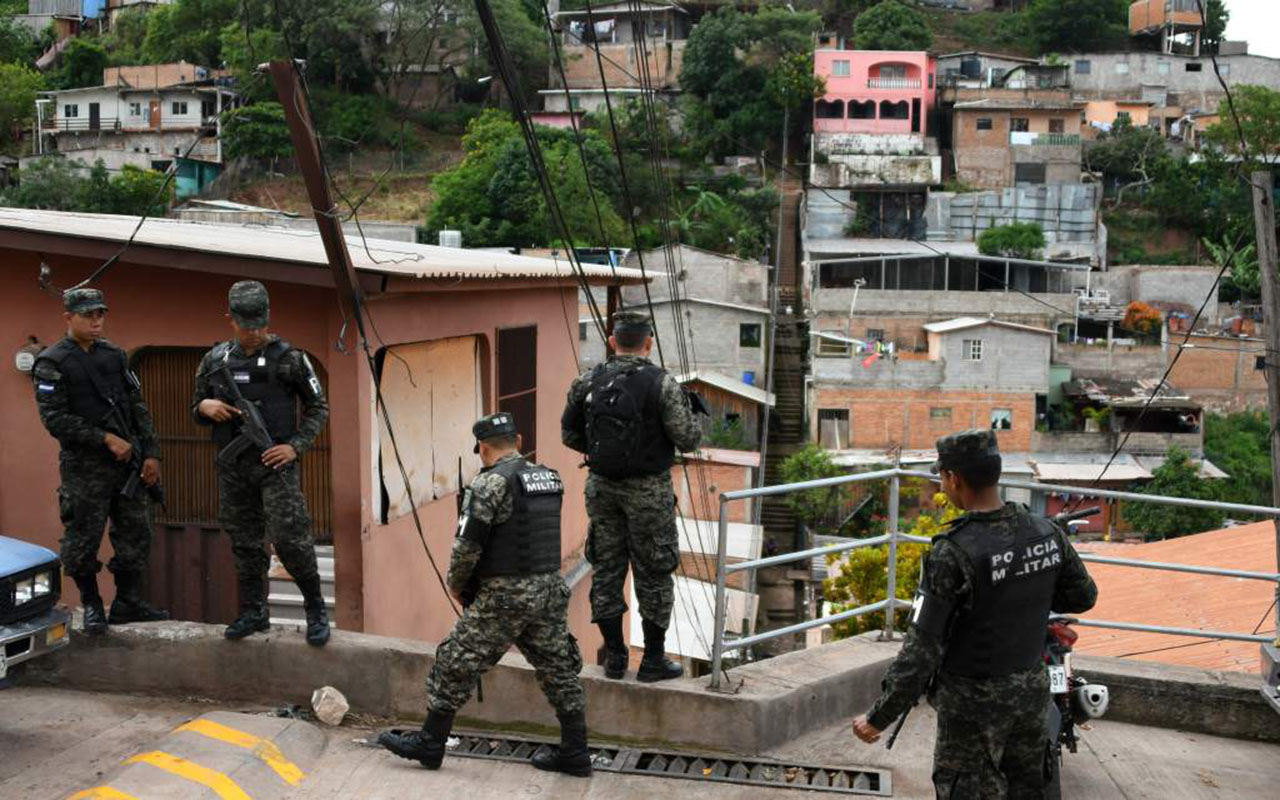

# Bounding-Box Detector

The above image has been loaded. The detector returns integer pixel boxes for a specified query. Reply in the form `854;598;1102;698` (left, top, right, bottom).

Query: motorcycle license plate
1048;665;1068;694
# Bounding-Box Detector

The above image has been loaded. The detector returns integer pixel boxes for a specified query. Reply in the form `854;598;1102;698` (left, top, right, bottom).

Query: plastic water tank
438;230;462;248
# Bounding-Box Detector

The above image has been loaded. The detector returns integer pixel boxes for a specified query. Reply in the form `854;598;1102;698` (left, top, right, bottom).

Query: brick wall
672;460;755;523
814;387;1035;450
1168;339;1268;412
557;42;683;90
954;109;1012;188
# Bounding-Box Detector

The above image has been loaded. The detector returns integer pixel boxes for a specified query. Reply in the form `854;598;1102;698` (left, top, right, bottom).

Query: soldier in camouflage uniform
380;413;590;777
852;430;1098;799
191;281;331;646
561;311;703;682
33;288;168;635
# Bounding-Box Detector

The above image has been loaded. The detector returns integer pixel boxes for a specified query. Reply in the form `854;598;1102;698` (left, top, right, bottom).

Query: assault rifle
210;362;276;470
103;404;165;508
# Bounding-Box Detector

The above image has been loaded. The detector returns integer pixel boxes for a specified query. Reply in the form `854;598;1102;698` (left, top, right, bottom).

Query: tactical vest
36;338;129;425
209;340;298;448
584;361;675;479
474;459;564;579
941;509;1063;679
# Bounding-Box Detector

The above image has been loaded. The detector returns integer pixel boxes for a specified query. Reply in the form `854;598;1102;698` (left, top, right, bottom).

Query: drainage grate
444;732;892;796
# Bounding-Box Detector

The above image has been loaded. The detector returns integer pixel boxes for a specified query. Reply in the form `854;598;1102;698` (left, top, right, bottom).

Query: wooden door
148;100;160;131
131;346;333;622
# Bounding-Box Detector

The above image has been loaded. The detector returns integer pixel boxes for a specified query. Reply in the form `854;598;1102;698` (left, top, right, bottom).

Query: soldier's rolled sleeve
560;376;589;453
865;541;970;730
33;362;108;449
447;538;484;595
190;352;216;427
283;350;329;456
658;374;701;452
1052;533;1098;614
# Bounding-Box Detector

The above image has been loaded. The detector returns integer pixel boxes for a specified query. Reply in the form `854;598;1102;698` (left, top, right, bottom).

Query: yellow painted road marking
175;718;306;786
123;751;251;800
67;788;139;800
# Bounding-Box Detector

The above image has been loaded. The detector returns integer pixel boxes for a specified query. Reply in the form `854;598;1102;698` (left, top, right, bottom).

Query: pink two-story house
813;50;937;136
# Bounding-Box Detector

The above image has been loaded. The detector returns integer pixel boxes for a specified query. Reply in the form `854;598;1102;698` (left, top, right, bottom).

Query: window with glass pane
739;323;762;348
963;339;983;361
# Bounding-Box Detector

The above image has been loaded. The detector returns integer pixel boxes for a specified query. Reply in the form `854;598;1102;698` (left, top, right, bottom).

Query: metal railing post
881;470;901;640
710;496;731;690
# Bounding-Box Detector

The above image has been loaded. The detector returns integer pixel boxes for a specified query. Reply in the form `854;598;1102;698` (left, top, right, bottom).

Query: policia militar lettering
32;288;169;634
852;430;1098;800
380;413;590;777
560;311;705;683
191;281;331;646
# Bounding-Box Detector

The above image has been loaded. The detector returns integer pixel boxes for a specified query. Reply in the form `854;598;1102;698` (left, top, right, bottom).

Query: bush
779;444;850;534
311;89;398;151
414;103;484;135
823;494;960;638
854;0;933;51
704;416;752;450
221;102;293;161
978;222;1046;259
1123;447;1224;541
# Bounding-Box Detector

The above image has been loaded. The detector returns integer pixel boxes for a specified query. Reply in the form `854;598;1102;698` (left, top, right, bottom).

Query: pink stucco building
813;50;937;135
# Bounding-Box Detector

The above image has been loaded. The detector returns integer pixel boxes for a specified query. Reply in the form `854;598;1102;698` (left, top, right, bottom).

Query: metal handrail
708;467;1280;691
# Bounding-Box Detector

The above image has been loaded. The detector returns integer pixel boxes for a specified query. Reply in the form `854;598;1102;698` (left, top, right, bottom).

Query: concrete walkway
4;686;1279;799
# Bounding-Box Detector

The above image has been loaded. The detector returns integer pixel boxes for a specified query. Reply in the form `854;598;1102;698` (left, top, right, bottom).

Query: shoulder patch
36;381;57;394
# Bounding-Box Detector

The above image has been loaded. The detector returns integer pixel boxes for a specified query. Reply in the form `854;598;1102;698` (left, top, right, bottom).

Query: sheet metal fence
709;468;1280;690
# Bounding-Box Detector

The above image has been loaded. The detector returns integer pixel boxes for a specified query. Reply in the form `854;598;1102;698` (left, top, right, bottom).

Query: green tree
0;157;171;214
221;102;294;161
0;157;83;209
679;6;822;158
1123;447;1224;540
0;63;44;147
1204;411;1272;511
0;16;39;65
823;493;961;638
779;443;851;533
100;7;151;65
1025;0;1127;54
55;39;108;90
424;109;626;248
1203;232;1259;300
142;0;241;67
1201;0;1229;54
853;0;933;51
1084;117;1172;206
1205;84;1280;162
977;222;1046;259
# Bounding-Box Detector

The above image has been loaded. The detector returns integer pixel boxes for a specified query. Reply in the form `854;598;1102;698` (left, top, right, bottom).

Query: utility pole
1251;170;1280;647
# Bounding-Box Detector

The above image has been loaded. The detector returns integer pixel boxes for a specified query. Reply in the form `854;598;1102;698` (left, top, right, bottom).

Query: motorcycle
1043;507;1111;799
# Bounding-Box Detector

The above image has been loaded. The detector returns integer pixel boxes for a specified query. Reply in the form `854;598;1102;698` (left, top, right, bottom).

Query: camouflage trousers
931;668;1051;800
584;471;679;629
57;450;152;577
218;456;319;585
428;573;585;716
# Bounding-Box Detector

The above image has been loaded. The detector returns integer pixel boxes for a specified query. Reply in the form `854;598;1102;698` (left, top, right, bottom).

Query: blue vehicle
0;535;71;684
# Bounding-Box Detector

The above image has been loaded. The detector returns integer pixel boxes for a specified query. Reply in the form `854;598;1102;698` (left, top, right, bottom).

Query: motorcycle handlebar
1052;506;1101;525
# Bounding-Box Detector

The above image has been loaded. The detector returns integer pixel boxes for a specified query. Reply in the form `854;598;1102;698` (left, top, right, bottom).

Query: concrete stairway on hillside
268;545;335;628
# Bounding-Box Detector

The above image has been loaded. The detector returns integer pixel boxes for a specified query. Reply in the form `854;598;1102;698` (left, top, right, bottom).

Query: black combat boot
296;574;330;647
378;710;454;769
108;570;169;624
224;577;270;640
72;573;107;635
636;619;682;683
531;710;593;778
597;616;628;679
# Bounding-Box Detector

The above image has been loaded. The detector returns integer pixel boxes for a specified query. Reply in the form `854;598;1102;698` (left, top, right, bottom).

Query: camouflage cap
228;280;270;329
613;310;652;335
63;287;108;315
472;412;518;453
932;429;1001;474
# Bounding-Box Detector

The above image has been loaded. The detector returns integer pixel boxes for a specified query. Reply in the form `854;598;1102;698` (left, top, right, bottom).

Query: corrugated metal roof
0;208;649;284
1074;522;1278;673
923;316;1055;336
676;371;775;407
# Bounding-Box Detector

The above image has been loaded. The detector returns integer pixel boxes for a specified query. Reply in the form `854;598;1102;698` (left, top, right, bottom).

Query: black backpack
584;364;666;479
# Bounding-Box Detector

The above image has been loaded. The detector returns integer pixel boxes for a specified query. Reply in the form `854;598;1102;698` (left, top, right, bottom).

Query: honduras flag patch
37;383;56;394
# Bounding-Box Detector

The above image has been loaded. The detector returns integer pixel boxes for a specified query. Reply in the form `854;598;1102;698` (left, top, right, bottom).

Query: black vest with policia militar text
474;459;564;579
209;339;298;448
941;508;1064;679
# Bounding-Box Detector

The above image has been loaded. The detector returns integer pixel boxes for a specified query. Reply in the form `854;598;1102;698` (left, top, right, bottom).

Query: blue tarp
82;0;103;19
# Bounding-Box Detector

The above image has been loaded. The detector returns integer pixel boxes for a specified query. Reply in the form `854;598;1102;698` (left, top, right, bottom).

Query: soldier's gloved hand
141;458;161;487
852;715;882;744
104;432;133;462
262;443;298;469
198;399;241;422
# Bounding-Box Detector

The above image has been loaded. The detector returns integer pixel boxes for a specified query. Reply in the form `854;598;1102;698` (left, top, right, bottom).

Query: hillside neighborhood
1;1;1279;797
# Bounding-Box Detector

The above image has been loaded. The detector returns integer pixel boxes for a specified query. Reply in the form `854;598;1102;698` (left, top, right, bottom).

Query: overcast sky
1224;0;1280;58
